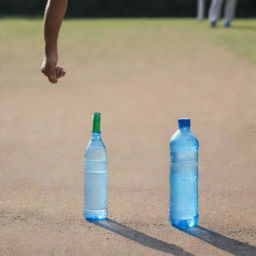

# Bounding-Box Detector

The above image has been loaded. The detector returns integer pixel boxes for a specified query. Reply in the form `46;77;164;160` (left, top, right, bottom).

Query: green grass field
0;18;256;64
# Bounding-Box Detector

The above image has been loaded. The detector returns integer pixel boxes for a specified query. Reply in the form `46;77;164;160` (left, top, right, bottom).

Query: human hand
41;53;66;84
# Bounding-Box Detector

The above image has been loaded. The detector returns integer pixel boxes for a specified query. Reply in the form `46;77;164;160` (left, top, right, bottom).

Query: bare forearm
44;0;68;56
41;0;67;83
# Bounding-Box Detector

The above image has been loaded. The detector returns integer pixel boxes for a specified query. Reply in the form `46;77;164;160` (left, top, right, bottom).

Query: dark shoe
209;21;216;28
224;22;231;28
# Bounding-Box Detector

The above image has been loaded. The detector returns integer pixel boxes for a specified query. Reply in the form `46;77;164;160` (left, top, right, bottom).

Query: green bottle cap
92;112;101;132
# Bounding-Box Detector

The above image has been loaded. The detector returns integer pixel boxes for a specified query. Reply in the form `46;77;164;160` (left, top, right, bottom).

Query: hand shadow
93;219;195;256
180;225;256;256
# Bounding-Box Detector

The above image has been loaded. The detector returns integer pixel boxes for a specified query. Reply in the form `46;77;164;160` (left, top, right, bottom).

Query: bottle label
171;151;198;174
84;160;107;174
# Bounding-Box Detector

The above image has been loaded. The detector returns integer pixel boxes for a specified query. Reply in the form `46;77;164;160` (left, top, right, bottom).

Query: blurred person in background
197;0;206;21
209;0;237;28
41;0;68;84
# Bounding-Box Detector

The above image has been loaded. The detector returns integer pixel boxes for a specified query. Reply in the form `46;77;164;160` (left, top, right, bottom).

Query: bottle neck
91;131;101;140
179;126;190;132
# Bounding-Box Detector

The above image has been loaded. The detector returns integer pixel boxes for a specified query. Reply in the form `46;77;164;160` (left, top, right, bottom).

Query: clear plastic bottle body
169;122;199;229
84;132;108;220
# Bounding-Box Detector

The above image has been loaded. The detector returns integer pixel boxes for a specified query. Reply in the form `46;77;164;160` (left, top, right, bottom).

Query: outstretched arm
41;0;68;84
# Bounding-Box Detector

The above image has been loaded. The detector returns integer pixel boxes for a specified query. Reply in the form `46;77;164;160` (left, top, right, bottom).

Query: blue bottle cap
178;118;191;128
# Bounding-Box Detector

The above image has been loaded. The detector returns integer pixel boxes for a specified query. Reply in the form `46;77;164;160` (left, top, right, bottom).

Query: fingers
41;64;57;84
56;66;66;79
41;62;66;84
56;67;61;78
48;64;58;84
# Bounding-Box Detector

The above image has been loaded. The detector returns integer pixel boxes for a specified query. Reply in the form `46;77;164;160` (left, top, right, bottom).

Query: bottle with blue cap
169;118;199;228
84;112;108;221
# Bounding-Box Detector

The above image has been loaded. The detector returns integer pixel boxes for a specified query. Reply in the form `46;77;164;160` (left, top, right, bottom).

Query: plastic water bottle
84;112;108;221
169;118;199;228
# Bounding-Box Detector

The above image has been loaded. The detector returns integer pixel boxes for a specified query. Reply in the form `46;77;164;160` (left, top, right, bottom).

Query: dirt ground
0;19;256;256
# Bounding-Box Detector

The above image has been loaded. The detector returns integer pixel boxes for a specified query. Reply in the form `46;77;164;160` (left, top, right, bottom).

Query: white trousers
197;0;206;20
209;0;237;24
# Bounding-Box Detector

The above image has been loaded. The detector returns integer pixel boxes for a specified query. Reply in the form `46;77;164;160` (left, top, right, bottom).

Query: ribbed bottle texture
84;113;108;221
169;118;199;228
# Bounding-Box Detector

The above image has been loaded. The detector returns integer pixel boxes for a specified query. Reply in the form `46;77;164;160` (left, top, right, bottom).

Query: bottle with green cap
84;112;108;220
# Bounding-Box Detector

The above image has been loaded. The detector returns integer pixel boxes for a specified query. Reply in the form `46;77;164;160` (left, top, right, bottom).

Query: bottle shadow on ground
93;219;195;256
179;225;256;256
